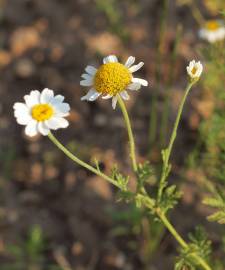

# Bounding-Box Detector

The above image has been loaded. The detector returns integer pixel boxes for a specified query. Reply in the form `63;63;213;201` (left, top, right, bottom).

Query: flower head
186;60;203;81
199;20;225;43
80;55;148;109
13;88;70;137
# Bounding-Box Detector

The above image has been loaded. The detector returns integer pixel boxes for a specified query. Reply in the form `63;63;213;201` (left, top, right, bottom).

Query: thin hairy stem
156;209;212;270
117;95;138;172
157;81;195;201
48;132;120;188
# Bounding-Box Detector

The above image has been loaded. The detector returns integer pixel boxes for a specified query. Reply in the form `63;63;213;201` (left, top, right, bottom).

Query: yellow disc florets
205;20;220;31
31;104;54;121
94;62;132;96
191;66;197;75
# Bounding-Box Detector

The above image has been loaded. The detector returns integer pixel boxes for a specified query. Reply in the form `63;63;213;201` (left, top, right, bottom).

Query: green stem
157;210;212;270
117;95;138;172
47;132;212;270
157;81;195;201
48;132;120;188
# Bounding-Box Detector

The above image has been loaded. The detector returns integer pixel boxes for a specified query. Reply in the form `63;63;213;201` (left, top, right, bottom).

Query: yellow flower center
191;66;197;75
31;104;54;121
205;20;220;31
94;62;132;96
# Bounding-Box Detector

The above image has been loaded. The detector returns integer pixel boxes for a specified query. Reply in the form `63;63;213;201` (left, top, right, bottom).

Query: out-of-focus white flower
199;20;225;43
80;55;148;109
186;60;203;80
13;88;70;137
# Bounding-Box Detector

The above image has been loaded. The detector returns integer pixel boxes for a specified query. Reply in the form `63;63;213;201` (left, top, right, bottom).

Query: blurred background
0;0;224;269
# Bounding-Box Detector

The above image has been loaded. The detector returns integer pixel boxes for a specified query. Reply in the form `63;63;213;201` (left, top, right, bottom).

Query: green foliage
136;161;155;189
111;165;129;191
175;227;212;270
159;184;182;214
203;189;225;224
111;166;134;202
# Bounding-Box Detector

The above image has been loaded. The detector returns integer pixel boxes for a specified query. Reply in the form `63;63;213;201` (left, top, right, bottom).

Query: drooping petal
40;88;54;104
24;90;40;108
120;91;130;100
81;89;101;101
38;122;50;136
103;55;118;64
85;65;97;75
81;73;93;80
127;82;141;91
46;117;69;130
125;56;135;68
132;77;148;86
112;96;118;110
25;120;38;137
102;94;113;99
129;62;144;73
80;78;93;86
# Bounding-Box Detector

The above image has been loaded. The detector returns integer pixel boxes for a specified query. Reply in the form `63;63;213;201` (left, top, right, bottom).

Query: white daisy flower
199;20;225;43
186;60;203;80
13;88;70;137
80;55;148;109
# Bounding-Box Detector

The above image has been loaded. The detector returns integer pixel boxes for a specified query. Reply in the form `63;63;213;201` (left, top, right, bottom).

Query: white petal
40;88;54;104
25;120;38;137
54;95;64;103
46;117;69;130
24;90;40;108
38;122;50;136
103;55;118;64
81;73;93;80
120;91;130;100
53;103;70;116
14;102;30;118
125;56;135;68
127;82;141;91
81;89;101;101
85;66;97;76
102;94;113;99
49;95;65;106
14;105;32;124
129;62;144;73
80;78;93;86
16;115;32;125
13;102;28;111
112;96;118;110
132;77;148;86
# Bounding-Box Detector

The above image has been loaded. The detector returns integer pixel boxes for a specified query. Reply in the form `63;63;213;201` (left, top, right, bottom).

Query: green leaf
111;166;129;191
137;161;155;186
203;190;225;225
135;194;155;210
159;184;182;214
175;227;211;270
